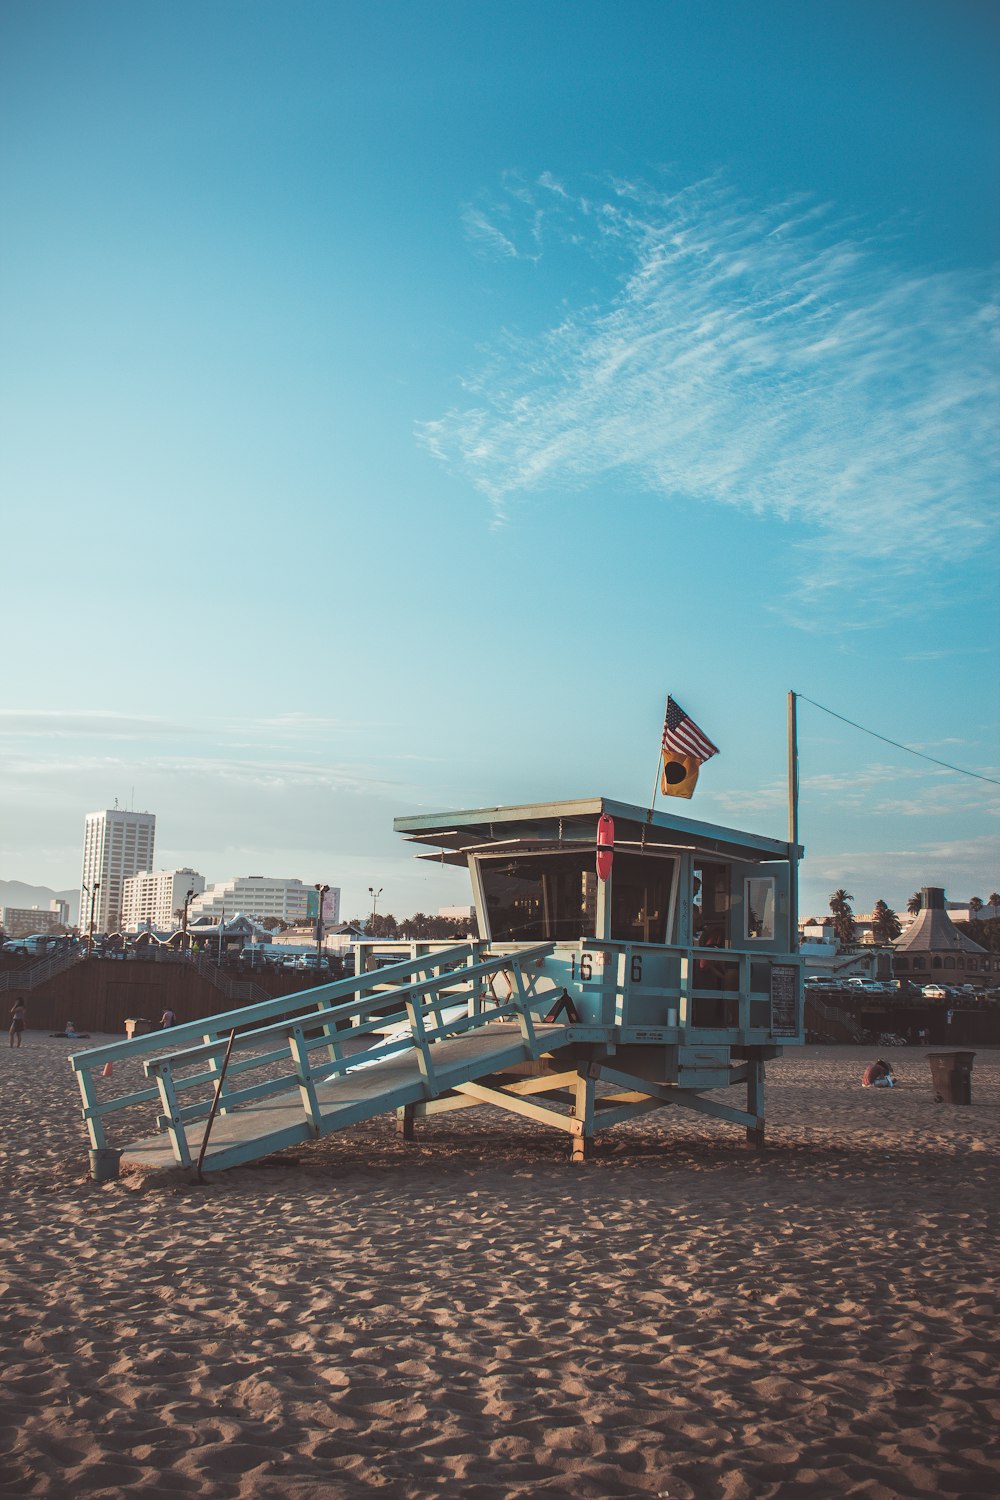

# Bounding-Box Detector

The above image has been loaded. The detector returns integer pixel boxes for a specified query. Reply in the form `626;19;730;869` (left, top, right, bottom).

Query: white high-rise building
122;868;206;932
188;877;339;927
80;808;156;935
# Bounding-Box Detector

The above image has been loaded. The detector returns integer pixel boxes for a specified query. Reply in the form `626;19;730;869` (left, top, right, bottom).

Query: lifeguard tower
71;796;803;1176
388;796;803;1156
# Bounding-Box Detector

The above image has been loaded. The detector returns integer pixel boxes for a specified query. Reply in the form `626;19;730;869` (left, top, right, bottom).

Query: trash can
125;1017;152;1039
927;1051;975;1105
89;1148;122;1182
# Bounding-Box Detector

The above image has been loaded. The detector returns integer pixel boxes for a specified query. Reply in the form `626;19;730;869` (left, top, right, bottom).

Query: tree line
826;889;1000;951
344;913;474;941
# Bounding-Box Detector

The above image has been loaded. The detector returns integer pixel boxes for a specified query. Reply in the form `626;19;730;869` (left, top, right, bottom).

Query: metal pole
194;1028;237;1183
646;693;669;821
87;882;100;958
315;883;329;968
788;690;799;953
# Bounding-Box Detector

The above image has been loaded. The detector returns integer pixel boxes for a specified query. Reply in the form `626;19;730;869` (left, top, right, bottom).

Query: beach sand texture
1;1038;997;1499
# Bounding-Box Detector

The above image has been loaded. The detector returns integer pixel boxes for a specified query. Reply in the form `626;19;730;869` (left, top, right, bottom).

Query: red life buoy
596;814;614;881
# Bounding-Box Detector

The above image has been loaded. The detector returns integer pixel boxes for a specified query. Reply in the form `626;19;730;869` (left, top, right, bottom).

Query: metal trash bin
927;1051;975;1105
124;1017;152;1039
89;1148;122;1182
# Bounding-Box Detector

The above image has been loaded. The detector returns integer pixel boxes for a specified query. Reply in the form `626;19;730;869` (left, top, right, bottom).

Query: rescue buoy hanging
596;814;614;881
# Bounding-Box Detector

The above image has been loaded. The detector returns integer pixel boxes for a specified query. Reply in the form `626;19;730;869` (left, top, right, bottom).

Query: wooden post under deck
745;1057;766;1149
396;1103;416;1139
571;1070;596;1163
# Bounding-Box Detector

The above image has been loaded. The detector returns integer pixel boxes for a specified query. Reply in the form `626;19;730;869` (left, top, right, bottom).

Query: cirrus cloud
419;175;999;605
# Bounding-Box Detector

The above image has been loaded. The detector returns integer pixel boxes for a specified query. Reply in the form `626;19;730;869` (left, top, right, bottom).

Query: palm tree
871;900;902;944
968;896;984;920
989;892;1000;913
829;888;856;948
907;892;922;915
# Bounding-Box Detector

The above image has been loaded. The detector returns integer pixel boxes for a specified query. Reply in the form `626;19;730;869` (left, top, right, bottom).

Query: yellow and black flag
660;696;719;799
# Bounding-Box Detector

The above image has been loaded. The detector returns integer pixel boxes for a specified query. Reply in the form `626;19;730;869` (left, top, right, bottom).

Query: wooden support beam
745;1057;766;1149
571;1072;596;1163
671;1090;757;1130
152;1065;193;1167
489;1069;579;1096
453;1081;576;1134
590;1095;668;1131
396;1103;415;1140
288;1026;322;1137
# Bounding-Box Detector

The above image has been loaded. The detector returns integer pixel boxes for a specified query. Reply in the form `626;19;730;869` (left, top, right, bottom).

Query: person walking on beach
9;999;26;1048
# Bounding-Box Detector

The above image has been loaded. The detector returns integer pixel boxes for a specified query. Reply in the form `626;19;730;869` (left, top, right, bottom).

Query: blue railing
69;941;556;1164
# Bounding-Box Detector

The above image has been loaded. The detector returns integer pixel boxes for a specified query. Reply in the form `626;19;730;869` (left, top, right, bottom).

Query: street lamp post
315;883;330;969
83;881;100;958
182;888;195;956
368;886;382;933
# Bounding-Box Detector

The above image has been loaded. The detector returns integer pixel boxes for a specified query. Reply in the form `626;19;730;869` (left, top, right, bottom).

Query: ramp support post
396;1103;416;1140
288;1025;322;1137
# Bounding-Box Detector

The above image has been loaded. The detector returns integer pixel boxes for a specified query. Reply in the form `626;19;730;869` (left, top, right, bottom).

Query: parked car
921;984;948;1000
295;955;330;972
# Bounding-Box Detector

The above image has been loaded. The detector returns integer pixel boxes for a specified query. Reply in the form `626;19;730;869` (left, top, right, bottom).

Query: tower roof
895;887;988;955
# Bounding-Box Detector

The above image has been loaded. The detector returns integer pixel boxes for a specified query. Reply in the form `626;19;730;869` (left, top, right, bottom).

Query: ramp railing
70;941;555;1163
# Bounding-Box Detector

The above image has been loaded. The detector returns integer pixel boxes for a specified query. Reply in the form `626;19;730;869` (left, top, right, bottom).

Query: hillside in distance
0;881;79;927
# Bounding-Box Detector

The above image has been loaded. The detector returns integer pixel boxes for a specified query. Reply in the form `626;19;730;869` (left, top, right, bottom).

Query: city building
121;868;206;932
187;877;339;927
1;906;66;939
80;808;156;936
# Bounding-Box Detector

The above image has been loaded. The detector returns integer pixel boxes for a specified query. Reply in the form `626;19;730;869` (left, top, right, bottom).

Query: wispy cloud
420;174;999;600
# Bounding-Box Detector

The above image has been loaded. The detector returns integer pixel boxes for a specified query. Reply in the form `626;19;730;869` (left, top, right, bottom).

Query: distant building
50;899;70;926
80;808;156;936
892;887;999;984
188;876;338;926
122;868;206;932
2;906;65;939
438;904;475;922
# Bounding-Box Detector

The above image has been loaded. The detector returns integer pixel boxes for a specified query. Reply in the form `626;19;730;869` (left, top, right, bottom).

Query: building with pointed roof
892;887;999;985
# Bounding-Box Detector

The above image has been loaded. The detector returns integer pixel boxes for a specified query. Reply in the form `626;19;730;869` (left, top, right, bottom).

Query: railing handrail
141;946;551;1073
0;946;85;992
68;941;483;1070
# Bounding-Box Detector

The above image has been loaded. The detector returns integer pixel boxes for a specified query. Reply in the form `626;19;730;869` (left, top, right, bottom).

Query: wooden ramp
70;942;603;1175
122;1021;576;1174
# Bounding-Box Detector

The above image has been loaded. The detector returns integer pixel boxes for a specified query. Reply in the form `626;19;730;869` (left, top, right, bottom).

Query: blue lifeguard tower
71;796;803;1175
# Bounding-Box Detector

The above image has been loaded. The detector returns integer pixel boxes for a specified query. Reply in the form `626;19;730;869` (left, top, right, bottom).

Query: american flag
662;696;719;763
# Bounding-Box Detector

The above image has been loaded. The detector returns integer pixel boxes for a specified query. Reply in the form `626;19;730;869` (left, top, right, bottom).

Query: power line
793;692;1000;787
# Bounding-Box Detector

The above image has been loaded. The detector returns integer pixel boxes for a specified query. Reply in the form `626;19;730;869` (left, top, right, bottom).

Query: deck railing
69;941;556;1162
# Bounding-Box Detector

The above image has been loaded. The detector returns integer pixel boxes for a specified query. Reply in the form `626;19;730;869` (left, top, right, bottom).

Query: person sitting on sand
862;1058;895;1088
9;999;26;1048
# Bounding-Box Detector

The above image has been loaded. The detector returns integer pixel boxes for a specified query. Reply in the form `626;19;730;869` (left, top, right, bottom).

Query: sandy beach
1;1037;997;1499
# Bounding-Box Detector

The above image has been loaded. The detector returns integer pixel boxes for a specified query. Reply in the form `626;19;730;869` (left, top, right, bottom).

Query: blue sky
1;0;998;922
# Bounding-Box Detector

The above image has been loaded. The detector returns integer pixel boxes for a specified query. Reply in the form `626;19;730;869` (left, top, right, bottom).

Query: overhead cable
793;693;1000;787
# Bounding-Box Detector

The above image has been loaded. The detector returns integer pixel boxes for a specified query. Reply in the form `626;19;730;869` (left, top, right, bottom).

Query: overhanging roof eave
394;795;801;862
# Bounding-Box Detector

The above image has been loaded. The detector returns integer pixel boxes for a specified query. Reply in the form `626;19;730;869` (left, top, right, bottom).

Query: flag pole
787;690;799;953
644;693;669;840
